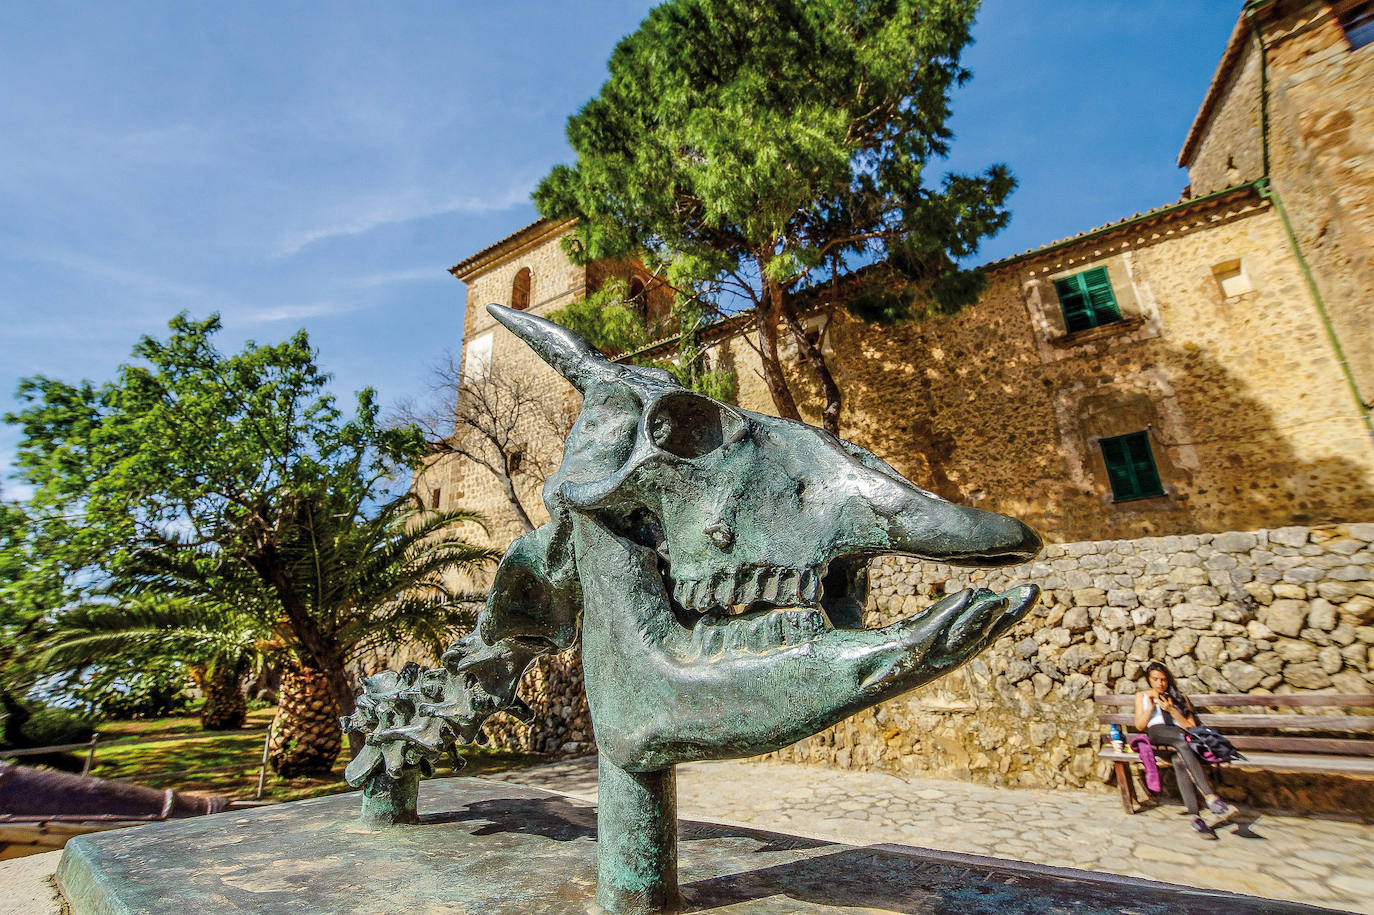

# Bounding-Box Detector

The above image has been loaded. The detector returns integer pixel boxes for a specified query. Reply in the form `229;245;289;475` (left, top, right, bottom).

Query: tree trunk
245;544;360;757
497;466;536;534
195;665;246;731
778;294;843;436
322;659;364;759
269;666;343;776
755;259;803;423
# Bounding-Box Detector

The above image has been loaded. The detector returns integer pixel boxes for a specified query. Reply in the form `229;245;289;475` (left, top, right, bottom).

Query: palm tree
38;596;267;731
39;490;495;773
258;493;496;775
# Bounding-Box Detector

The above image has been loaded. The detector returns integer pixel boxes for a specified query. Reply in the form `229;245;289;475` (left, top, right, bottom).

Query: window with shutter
1099;431;1165;502
1054;267;1121;332
1336;0;1374;49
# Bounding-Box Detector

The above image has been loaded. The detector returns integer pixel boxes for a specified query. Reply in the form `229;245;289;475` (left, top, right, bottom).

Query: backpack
1185;725;1245;763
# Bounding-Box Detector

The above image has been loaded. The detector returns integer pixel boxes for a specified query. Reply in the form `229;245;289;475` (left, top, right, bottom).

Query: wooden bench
1094;693;1374;814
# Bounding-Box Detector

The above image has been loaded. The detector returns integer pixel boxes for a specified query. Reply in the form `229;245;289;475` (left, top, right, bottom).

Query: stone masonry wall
721;200;1374;543
1185;31;1264;196
419;224;583;588
1263;2;1374;407
760;521;1374;798
1184;1;1374;437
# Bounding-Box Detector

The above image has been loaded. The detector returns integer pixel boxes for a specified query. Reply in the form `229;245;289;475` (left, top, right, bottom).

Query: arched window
511;267;532;310
627;277;647;319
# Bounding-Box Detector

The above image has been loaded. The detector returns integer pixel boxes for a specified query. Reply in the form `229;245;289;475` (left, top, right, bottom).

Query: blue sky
0;1;1240;495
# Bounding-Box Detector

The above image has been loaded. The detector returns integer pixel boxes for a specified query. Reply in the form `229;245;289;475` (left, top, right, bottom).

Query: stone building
419;217;673;555
424;0;1374;791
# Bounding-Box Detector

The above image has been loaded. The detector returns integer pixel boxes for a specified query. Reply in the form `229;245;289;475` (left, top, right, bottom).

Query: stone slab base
56;776;1339;914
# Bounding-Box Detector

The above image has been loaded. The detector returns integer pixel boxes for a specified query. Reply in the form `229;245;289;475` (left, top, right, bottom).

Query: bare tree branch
393;354;574;534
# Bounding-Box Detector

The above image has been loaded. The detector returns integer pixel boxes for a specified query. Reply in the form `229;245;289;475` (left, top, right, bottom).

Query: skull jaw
574;517;1038;773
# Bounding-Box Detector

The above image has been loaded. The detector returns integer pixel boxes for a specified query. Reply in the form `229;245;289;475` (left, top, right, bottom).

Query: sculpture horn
486;303;621;393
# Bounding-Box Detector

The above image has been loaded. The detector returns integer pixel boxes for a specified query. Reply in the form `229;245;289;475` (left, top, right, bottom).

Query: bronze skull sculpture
344;304;1042;913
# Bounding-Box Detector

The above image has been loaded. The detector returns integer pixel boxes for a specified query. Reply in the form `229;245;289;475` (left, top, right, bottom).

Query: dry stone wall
468;521;1374;787
759;521;1374;791
480;649;592;757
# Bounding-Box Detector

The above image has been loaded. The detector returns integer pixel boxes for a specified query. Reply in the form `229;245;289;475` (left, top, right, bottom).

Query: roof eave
985;181;1265;271
448;218;576;281
1178;2;1275;168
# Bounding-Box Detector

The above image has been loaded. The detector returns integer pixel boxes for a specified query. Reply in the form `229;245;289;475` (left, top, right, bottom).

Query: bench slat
1098;748;1374;777
1097;712;1374;732
1102;735;1373;755
1093;693;1374;708
1226;735;1374;755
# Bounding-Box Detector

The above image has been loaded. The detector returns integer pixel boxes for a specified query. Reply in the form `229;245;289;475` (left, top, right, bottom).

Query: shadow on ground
441;794;1331;915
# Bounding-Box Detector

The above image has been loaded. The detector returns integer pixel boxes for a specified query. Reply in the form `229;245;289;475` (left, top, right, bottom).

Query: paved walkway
0;850;65;915
493;756;1374;914
10;757;1373;912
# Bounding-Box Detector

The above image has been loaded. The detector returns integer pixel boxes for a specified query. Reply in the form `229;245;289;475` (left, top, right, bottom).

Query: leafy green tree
0;497;76;745
535;0;1013;434
38;594;266;731
8;315;496;772
549;277;654;357
48;657;195;722
550;277;738;403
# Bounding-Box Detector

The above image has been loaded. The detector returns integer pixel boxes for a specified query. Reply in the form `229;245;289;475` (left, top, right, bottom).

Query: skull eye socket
648;392;741;459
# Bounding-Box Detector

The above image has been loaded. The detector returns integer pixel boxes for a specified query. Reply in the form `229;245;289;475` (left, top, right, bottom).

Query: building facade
427;0;1374;791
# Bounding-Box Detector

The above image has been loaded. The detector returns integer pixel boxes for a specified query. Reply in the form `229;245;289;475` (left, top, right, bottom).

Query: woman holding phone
1135;661;1235;838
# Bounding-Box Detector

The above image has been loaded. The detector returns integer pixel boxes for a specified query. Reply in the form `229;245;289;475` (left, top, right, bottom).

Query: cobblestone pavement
493;756;1374;914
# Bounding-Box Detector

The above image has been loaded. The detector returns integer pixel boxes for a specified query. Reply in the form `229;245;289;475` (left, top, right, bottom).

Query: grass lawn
89;708;547;804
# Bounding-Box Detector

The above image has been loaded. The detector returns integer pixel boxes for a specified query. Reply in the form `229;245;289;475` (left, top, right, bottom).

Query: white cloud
353;266;451;287
275;179;535;258
23;249;212;302
235;301;346;324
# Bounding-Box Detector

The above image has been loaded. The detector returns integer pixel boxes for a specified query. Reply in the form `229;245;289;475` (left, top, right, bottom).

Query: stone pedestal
57;776;1331;914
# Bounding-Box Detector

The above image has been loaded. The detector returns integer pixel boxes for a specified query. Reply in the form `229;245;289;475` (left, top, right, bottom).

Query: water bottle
1109;723;1125;752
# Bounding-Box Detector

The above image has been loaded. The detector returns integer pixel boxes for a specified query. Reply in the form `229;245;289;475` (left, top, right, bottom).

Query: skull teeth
670;565;819;612
690;607;828;659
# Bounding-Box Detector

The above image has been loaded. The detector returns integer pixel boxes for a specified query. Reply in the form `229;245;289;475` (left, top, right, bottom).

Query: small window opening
1336;0;1374;49
508;450;524;474
1054;267;1121;333
511;267;532;310
1099;432;1164;502
1212;259;1252;298
430;488;442;510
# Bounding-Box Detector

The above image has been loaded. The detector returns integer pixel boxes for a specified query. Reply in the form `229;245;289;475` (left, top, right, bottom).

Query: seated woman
1135;661;1234;838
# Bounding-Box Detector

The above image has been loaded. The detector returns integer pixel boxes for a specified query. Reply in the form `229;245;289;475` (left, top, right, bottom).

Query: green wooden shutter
1055;267;1121;332
1100;431;1164;501
1054;275;1094;332
1099;436;1135;499
1125;432;1164;497
1082;267;1121;325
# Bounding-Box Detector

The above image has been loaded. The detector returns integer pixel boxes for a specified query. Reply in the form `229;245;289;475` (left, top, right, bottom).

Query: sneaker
1208;798;1233;818
1191;816;1218;840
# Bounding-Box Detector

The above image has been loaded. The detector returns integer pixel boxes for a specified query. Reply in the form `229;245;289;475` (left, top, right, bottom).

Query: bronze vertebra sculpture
343;304;1041;914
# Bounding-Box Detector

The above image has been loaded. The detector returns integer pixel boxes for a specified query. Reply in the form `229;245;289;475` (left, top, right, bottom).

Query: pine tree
536;0;1014;434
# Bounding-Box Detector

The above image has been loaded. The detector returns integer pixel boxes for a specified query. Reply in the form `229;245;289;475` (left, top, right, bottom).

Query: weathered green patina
344;305;1042;913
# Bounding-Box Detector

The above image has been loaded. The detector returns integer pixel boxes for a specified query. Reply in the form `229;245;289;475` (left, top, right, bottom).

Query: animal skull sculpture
344;304;1042;912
